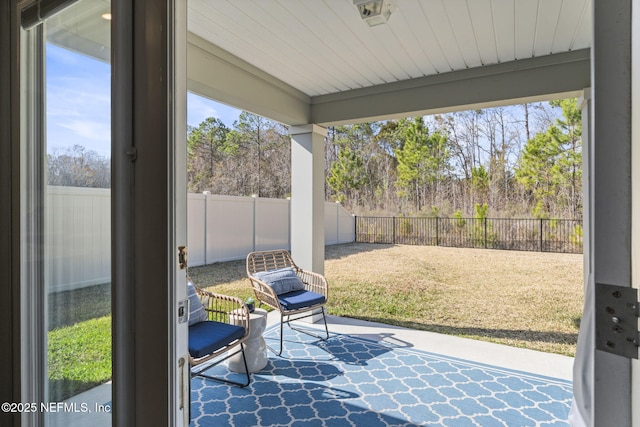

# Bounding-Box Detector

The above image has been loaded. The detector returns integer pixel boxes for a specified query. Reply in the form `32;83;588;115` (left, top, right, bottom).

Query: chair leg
288;307;329;342
265;307;330;357
265;312;285;356
191;344;251;388
320;307;329;339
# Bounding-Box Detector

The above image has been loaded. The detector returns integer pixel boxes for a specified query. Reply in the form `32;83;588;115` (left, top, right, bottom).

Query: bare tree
48;145;110;188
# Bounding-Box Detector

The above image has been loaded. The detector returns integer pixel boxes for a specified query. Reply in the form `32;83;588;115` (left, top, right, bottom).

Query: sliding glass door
21;0;112;425
15;0;188;424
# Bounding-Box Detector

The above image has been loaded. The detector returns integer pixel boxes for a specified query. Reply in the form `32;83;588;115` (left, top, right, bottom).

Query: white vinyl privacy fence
187;193;355;266
46;187;355;291
46;186;112;293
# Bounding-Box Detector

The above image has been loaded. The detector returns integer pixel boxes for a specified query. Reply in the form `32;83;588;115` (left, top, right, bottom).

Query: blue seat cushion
189;320;246;359
278;290;326;311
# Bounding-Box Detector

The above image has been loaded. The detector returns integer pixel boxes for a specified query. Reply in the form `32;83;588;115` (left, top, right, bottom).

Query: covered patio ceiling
186;0;592;126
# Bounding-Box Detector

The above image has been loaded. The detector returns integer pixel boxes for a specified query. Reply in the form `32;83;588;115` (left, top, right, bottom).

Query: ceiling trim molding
187;32;311;125
310;49;591;125
186;34;590;126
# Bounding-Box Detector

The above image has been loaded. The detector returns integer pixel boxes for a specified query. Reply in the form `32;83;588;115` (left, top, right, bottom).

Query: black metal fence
355;216;583;254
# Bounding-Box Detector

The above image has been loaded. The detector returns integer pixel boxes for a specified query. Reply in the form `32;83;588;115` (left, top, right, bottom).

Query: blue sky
46;44;111;157
46;43;241;158
187;92;241;130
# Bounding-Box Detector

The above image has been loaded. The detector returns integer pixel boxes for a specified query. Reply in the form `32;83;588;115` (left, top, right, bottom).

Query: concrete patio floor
305;313;573;383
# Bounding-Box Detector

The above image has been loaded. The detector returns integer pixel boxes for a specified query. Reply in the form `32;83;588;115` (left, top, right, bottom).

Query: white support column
589;1;633;426
289;124;327;274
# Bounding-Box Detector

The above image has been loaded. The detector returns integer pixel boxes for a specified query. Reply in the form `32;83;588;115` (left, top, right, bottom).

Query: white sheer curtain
569;273;593;427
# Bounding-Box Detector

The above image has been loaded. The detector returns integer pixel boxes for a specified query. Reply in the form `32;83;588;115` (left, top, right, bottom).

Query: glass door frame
111;0;188;424
20;19;47;426
0;1;26;426
0;0;189;425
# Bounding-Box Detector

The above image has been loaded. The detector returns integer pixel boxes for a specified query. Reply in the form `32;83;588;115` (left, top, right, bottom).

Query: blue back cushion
187;281;208;326
189;321;246;358
254;267;305;295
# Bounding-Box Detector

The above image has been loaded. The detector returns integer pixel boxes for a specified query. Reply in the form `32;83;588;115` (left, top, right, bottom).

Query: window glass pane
43;0;112;424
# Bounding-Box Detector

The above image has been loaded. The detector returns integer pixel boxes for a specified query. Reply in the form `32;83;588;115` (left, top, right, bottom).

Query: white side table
228;307;268;373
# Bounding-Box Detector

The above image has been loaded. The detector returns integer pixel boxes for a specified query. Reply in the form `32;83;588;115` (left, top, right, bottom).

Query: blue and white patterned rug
190;324;572;426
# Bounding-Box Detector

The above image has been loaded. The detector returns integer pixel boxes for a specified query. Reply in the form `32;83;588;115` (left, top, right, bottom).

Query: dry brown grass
188;243;584;356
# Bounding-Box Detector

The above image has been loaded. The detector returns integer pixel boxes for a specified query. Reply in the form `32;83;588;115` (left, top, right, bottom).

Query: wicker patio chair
246;249;329;356
187;279;251;387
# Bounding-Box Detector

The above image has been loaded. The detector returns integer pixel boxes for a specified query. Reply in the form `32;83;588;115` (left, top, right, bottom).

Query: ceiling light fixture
353;0;395;27
101;13;112;21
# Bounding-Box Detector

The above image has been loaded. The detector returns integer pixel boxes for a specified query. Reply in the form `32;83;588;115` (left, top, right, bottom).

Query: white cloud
46;64;111;156
57;119;110;141
187;93;241;128
45;43;111;156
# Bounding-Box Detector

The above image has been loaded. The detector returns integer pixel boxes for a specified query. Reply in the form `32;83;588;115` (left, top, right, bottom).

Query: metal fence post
392;217;396;244
484;217;488;249
354;215;358;242
352;214;356;243
435;217;439;246
539;218;543;252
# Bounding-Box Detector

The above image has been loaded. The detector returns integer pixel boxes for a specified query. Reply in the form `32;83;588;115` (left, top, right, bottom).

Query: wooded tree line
48;145;111;188
187;112;291;198
46;99;582;220
187;99;582;219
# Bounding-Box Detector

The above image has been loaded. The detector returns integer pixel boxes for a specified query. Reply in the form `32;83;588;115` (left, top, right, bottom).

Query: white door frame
0;0;188;425
111;0;188;425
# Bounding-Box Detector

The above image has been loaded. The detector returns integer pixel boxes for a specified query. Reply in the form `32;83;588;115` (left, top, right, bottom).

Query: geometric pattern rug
190;324;573;426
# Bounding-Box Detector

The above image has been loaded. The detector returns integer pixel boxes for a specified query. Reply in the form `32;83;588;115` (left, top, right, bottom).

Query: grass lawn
48;283;111;401
190;243;584;356
48;315;111;401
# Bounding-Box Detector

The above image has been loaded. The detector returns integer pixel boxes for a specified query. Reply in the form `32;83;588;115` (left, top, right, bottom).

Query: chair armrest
195;288;250;331
297;269;329;299
248;268;329;309
248;275;281;311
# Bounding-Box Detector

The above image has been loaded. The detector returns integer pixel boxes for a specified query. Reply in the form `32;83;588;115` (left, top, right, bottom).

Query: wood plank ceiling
188;0;591;97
